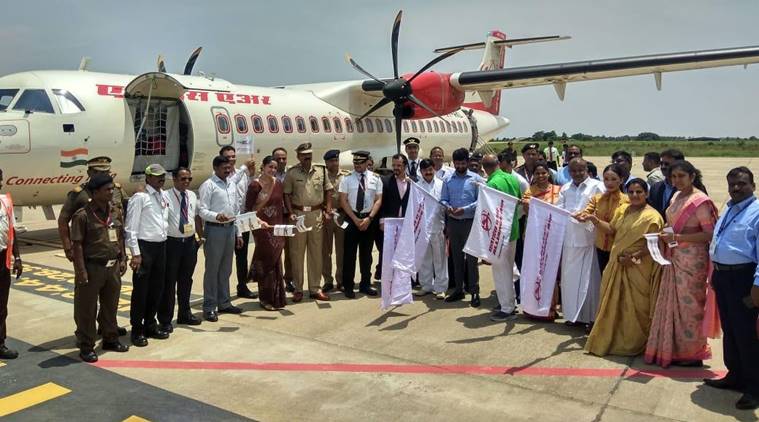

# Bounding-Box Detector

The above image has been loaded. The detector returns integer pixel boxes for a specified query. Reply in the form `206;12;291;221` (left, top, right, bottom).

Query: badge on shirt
108;228;118;242
183;223;195;235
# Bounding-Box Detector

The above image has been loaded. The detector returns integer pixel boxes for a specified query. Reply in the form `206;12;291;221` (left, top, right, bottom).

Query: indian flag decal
60;148;88;168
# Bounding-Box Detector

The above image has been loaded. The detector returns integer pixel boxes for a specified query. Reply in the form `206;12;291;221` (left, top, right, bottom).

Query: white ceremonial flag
381;218;413;310
463;184;519;263
520;199;571;317
644;233;672;265
391;183;431;273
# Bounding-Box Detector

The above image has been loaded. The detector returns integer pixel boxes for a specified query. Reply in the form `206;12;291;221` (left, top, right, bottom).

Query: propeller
346;10;463;153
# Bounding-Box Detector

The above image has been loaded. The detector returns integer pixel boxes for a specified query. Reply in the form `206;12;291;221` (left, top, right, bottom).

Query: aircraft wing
449;45;759;95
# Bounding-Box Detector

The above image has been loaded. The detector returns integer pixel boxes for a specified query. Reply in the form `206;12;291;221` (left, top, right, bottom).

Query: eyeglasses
179;177;193;181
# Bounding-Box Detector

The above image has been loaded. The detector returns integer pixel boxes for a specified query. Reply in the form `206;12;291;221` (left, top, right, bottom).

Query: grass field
487;140;759;157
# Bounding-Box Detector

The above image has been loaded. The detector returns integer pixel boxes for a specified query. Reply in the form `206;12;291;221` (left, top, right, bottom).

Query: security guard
284;143;333;302
70;174;129;362
57;156;128;337
321;149;349;292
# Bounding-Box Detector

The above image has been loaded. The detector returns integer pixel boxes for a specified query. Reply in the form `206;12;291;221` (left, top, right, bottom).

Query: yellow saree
585;204;664;356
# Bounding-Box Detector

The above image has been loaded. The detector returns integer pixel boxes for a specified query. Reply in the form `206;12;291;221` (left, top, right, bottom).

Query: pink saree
644;190;719;368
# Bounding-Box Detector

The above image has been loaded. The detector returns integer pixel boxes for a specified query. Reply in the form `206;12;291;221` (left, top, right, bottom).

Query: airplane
1;9;759;222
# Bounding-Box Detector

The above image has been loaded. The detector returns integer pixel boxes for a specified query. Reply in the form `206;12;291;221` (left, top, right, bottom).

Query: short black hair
727;166;755;185
392;153;408;166
568;144;583;154
419;158;434;170
429;146;444;155
611;150;632;164
272;147;287;155
452;148;469;162
213;155;231;168
644;152;660;164
660;149;684;161
626;178;649;193
498;149;516;163
173;167;191;178
219;145;235;155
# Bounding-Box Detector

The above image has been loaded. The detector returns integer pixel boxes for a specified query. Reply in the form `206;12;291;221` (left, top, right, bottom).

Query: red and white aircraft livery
1;11;758;218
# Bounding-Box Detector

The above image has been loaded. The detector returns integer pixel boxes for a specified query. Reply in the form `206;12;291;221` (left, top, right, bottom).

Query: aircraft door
211;107;233;147
0;120;30;154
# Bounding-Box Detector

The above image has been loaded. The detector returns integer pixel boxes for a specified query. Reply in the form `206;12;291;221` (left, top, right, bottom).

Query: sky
2;0;759;138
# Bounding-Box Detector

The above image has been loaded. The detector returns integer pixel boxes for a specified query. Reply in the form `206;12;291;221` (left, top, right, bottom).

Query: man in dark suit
647;149;684;217
375;154;410;280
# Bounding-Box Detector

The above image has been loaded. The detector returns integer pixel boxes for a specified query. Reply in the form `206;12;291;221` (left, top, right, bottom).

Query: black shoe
146;328;169;340
97;326;128;336
703;376;743;391
344;289;356;299
159;323;174;333
79;349;98;363
359;287;378;297
445;291;465;302
204;311;218;322
736;393;759;410
411;279;421;288
131;334;148;347
237;287;259;299
322;282;334;292
672;360;703;368
218;305;243;314
285;280;296;293
102;341;129;352
470;293;481;308
492;304;502;311
177;314;202;326
0;345;19;359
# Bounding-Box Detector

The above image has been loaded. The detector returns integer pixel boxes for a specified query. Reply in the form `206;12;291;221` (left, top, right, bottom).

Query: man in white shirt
544;141;560;170
414;159;448;299
557;159;605;328
220;146;259;300
430;146;454;181
199;155;244;321
125;164;170;346
158;168;204;331
404;137;422;182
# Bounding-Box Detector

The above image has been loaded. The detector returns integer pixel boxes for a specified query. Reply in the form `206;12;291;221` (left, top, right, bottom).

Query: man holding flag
415;159;447;299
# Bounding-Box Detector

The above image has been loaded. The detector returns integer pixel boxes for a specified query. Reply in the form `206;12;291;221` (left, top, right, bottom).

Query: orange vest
0;193;14;269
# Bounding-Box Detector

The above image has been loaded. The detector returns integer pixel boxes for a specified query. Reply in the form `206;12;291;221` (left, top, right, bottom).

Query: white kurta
557;177;605;323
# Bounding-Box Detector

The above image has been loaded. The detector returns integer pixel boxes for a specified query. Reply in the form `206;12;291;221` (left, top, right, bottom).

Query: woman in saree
522;160;562;321
644;160;718;367
245;156;286;311
581;179;663;356
577;164;629;275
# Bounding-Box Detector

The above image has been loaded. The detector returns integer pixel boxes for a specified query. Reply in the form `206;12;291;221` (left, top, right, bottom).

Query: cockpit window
13;89;54;113
52;89;85;113
0;89;18;111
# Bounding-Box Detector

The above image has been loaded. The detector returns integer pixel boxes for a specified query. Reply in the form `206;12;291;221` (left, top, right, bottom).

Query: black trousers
596;248;611;276
712;264;759;396
374;227;383;279
342;218;376;291
235;231;250;290
158;237;198;325
130;240;166;333
449;218;479;295
0;250;10;346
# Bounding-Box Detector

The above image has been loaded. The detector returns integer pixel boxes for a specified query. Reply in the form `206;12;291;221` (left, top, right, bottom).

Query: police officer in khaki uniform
71;174;129;362
321;149;349;292
284;143;333;302
57;156;128;337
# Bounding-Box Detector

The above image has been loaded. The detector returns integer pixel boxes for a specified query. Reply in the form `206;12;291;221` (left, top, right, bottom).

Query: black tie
356;173;365;212
410;161;417;181
179;191;188;233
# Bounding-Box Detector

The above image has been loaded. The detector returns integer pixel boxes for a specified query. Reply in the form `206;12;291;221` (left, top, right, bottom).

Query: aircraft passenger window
365;119;374;133
402;121;409;133
355;119;364;133
457;121;463;132
0;89;18;111
411;121;417;132
344;118;354;133
251;115;264;133
419;120;425;133
440;121;446;133
216;114;231;134
333;117;343;133
452;122;459;133
309;116;319;133
52;89;85;113
235;115;248;133
321;117;331;133
384;119;392;133
295;116;306;133
375;118;383;133
433;121;439;132
463;121;468;133
13;89;54;113
282;116;293;133
426;121;433;132
446;121;452;132
267;115;279;133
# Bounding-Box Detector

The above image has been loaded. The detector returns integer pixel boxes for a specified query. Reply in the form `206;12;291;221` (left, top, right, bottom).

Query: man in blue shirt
648;149;684;217
441;148;483;307
704;166;759;410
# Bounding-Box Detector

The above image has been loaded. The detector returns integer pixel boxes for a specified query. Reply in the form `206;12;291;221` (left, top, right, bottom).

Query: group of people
0;138;757;410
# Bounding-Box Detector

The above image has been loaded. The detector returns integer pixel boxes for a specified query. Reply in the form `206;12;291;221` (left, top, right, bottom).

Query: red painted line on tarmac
93;359;726;379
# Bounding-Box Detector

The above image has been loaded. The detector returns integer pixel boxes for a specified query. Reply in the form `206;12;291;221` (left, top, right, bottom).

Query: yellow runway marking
123;416;151;422
0;382;71;417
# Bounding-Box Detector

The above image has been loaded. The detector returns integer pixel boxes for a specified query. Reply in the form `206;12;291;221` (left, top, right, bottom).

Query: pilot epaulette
73;186;83;193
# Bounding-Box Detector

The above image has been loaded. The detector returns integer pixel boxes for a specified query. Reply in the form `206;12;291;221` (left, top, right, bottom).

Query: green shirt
486;169;522;241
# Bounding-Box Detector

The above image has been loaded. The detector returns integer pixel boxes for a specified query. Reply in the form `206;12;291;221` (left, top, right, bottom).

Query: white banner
463;184;519;263
381;218;413;310
391;183;431;274
520;199;571;317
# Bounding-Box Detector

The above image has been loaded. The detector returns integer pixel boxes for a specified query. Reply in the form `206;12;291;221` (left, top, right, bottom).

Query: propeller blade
408;47;464;83
345;54;385;85
394;112;403;154
183;47;203;75
407;94;449;123
391;10;402;79
358;97;392;120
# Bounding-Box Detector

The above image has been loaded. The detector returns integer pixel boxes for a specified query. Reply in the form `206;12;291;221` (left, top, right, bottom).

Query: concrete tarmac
2;156;757;421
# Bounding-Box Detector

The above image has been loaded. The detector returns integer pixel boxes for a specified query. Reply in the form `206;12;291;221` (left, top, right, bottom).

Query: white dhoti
419;231;448;293
492;240;517;313
560;244;601;323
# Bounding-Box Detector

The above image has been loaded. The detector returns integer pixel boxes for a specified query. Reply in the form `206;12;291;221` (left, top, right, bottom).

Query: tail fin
463;30;507;115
